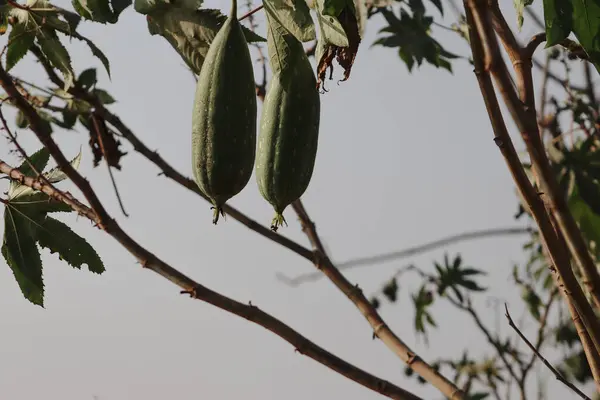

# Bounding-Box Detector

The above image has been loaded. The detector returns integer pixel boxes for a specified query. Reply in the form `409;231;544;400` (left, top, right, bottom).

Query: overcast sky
0;0;594;399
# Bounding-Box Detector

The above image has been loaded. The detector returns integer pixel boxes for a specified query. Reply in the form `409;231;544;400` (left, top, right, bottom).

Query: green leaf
570;0;600;72
266;9;307;77
77;68;97;89
71;0;124;23
134;0;201;14
322;0;346;17
382;277;399;302
569;181;600;259
15;110;29;128
574;169;600;215
146;7;265;75
111;0;132;19
8;192;72;214
316;0;349;48
372;8;458;73
543;0;573;47
80;36;111;78
35;28;74;89
2;205;44;306
7;147;50;200
43;149;82;183
37;217;104;273
7;149;81;201
263;0;316;42
93;88;116;104
6;22;35;71
514;0;534;30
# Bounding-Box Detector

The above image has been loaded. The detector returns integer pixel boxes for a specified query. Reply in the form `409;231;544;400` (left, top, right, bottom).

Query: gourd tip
211;206;225;224
270;213;287;232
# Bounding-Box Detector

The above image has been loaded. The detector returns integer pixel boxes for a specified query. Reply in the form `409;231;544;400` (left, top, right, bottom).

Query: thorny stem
464;0;600;373
0;66;425;400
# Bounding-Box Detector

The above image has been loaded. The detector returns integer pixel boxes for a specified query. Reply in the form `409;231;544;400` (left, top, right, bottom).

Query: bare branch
278;227;532;286
291;200;466;400
505;304;592;400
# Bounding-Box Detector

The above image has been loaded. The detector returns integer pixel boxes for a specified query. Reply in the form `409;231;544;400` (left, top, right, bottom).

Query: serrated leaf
570;0;600;72
146;7;265;75
2;205;44;306
6;22;35;71
316;0;349;47
72;0;115;23
266;10;307;77
8;192;72;214
43;149;82;183
7;147;50;200
134;0;201;14
81;36;111;78
263;0;316;42
77;68;97;89
36;28;74;90
93;88;116;104
543;0;573;47
37;217;104;273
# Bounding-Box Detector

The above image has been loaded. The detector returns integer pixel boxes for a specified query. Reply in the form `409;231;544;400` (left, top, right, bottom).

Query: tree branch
490;0;600;314
278;227;532;286
464;0;600;362
291;200;466;400
0;76;425;400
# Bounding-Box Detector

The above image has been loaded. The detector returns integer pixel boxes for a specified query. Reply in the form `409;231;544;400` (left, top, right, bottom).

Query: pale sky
0;0;593;399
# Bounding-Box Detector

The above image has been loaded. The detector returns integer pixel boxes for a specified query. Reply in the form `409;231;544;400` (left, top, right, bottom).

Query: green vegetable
255;25;321;231
191;0;257;224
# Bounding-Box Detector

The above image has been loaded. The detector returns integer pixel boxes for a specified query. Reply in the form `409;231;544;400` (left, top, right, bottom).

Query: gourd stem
230;0;237;19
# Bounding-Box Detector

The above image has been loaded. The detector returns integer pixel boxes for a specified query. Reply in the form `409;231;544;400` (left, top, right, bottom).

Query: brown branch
464;0;600;361
238;4;263;22
0;73;425;400
490;0;600;313
505;304;592;400
278;226;532;285
291;200;466;400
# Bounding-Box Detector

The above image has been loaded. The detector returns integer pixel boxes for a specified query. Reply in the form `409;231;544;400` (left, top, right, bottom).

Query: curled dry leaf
316;5;361;91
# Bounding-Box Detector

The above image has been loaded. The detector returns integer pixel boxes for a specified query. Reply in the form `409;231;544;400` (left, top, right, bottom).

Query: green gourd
191;0;257;224
255;27;321;231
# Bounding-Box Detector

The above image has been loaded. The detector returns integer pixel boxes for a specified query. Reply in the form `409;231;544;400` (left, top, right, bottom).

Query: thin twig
279;227;532;285
0;72;424;400
505;304;591;400
239;4;263;22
